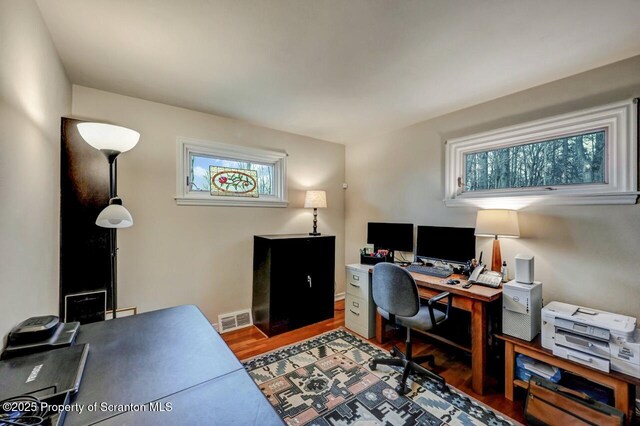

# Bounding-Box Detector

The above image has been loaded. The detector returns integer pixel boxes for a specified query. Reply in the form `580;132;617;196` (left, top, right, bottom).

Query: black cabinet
253;234;335;336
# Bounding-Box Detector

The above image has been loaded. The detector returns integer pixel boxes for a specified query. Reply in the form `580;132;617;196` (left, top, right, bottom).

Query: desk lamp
475;209;520;272
304;190;327;236
77;122;140;319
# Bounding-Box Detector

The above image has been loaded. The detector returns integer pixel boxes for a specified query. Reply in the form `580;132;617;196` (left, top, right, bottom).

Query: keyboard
405;265;452;278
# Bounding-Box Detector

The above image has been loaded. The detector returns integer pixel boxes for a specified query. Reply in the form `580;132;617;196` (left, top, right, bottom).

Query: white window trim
444;99;638;208
175;137;288;207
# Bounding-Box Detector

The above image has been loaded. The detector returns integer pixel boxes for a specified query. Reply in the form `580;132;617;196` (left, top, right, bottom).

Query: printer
542;301;640;378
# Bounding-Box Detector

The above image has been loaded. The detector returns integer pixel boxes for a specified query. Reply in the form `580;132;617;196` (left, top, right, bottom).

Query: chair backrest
372;263;420;317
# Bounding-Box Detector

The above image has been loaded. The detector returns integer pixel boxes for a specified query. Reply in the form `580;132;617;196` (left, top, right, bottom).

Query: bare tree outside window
464;130;606;192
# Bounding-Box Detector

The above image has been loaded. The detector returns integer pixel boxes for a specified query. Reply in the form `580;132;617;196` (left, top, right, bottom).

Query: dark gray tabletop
96;370;283;425
64;305;282;425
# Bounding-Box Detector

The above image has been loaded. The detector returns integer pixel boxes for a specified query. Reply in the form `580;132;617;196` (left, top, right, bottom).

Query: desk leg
504;341;515;401
471;300;487;395
612;382;631;425
375;311;387;344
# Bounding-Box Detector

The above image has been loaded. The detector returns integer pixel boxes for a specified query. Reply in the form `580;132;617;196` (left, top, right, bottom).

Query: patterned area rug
243;329;519;426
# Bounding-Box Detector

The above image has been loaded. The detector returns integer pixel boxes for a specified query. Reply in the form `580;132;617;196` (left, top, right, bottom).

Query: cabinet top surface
256;234;335;239
346;263;371;272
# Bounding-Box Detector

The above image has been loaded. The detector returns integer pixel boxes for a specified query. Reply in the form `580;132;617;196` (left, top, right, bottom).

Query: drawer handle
352;275;360;281
568;353;593;363
352;301;360;308
349;282;360;288
349;309;360;316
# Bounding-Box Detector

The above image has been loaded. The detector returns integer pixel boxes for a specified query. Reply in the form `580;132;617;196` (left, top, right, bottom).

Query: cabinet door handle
349;309;360;316
349;282;360;288
352;275;360;281
307;275;312;288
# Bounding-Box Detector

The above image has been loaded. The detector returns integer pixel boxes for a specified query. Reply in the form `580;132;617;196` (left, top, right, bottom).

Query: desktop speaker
515;254;534;284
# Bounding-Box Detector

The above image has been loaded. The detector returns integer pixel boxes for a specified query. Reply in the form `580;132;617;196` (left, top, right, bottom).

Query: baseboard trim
213;296;345;332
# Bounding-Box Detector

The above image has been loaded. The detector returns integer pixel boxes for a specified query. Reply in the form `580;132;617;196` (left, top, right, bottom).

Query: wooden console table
497;333;639;424
375;270;503;395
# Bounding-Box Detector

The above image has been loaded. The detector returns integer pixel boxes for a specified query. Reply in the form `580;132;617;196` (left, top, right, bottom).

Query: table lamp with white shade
475;209;520;272
304;190;327;236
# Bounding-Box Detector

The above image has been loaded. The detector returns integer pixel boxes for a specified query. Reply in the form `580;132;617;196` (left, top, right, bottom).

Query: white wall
0;0;71;336
71;86;345;323
346;55;640;319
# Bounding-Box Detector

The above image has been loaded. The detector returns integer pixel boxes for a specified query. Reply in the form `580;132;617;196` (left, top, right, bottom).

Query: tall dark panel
253;234;335;336
59;118;111;318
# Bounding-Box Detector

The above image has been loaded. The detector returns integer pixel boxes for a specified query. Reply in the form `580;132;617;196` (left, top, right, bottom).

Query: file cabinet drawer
345;293;375;339
346;268;369;298
346;296;366;328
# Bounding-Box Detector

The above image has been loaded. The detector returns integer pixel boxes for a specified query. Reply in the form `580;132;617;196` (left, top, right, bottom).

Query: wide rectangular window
464;129;606;192
176;138;288;207
445;99;637;207
190;154;275;195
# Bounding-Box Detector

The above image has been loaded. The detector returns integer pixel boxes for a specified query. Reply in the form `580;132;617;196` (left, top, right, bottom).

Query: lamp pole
106;153;119;319
311;208;320;236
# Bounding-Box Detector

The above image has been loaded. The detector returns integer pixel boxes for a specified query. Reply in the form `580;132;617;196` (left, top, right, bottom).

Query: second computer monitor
416;225;476;265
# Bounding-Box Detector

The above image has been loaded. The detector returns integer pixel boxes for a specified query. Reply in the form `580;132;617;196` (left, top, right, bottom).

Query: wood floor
222;299;525;423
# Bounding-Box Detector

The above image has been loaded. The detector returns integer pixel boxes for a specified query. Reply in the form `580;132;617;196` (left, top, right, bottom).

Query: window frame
176;137;288;207
444;99;638;207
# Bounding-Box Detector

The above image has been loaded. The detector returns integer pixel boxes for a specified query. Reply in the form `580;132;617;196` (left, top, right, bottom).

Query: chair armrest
426;291;452;326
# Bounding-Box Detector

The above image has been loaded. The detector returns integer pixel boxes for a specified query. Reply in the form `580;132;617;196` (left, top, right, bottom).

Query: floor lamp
77;123;140;319
475;209;520;272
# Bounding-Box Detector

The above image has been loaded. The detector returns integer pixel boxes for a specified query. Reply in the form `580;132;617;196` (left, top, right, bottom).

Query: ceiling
37;0;640;144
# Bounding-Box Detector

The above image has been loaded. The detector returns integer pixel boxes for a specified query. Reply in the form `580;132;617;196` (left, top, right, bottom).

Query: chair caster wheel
369;362;377;370
395;384;408;395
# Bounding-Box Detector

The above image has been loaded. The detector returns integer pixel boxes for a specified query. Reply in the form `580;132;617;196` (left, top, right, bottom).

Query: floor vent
217;309;253;333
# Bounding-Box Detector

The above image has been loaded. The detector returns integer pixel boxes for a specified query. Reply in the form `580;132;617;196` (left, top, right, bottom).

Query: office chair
368;263;452;394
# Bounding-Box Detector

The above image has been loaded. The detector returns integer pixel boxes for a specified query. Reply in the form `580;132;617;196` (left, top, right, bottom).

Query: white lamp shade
96;198;133;228
77;122;140;153
304;190;327;208
475;209;520;238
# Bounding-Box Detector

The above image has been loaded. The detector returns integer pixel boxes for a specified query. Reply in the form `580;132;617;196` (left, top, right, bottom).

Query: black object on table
253;234;335;336
64;305;282;425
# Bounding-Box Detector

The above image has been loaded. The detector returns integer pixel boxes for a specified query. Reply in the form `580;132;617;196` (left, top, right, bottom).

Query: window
176;137;288;207
464;129;606;191
445;99;637;207
190;155;275;195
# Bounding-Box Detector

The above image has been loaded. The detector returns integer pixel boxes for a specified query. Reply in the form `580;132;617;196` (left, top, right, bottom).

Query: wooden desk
375;271;502;395
497;333;639;424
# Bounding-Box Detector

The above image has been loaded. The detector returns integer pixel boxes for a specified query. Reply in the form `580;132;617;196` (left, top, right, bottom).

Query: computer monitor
415;226;476;265
367;222;414;252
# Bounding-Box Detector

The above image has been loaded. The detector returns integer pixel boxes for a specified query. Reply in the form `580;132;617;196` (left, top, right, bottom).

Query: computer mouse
445;279;460;285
